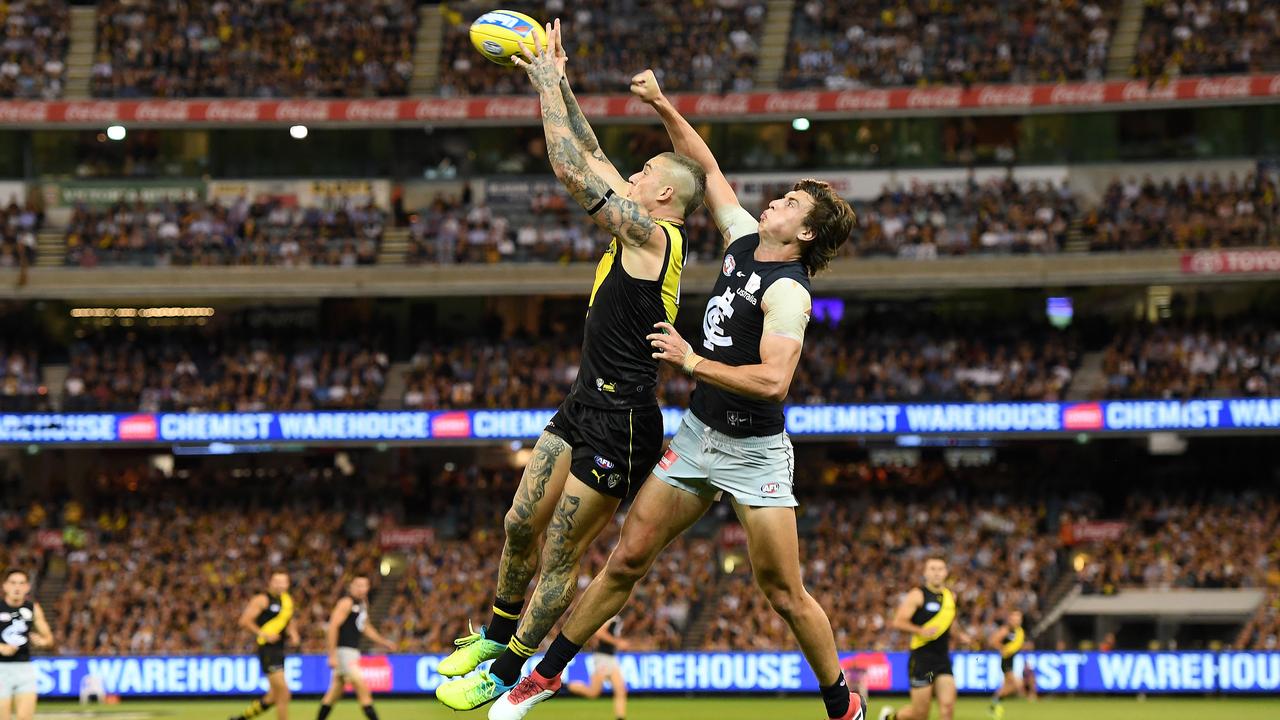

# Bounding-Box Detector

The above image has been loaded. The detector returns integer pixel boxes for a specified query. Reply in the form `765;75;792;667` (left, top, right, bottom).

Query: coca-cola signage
0;74;1271;127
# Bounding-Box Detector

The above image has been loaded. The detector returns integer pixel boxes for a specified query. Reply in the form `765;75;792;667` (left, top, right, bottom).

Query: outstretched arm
631;70;756;246
549;20;628;194
517;26;662;248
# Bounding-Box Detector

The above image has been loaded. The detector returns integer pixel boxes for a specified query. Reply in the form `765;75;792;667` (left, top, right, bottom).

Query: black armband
587;188;614;215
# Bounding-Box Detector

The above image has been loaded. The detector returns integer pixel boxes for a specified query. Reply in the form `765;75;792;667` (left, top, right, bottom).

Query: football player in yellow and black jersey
881;558;973;720
987;610;1027;718
435;20;706;712
232;571;300;720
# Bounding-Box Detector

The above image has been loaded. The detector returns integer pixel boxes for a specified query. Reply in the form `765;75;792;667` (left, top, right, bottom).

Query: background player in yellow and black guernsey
434;19;706;711
988;609;1028;718
882;558;974;720
1;569;54;720
492;68;863;720
317;575;396;720
233;571;300;720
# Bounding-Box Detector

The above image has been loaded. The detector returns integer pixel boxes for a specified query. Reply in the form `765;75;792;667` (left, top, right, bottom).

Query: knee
938;701;955;718
503;508;537;551
757;572;805;621
604;544;654;588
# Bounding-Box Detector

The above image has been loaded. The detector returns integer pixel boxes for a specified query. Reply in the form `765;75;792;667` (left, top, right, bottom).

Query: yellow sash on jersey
1001;626;1025;658
257;592;293;645
910;588;955;650
587;220;685;323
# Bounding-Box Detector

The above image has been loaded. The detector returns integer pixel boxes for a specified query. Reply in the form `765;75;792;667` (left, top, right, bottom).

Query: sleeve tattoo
541;91;656;247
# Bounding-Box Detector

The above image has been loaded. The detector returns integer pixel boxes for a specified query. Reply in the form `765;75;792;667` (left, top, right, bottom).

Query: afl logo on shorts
722;254;736;276
760;482;780;494
594;455;615;470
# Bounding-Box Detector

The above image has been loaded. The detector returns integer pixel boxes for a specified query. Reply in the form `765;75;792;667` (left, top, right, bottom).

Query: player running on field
316;575;397;720
488;68;863;720
988;609;1028;718
231;570;300;720
1;569;54;720
880;557;974;720
434;19;706;712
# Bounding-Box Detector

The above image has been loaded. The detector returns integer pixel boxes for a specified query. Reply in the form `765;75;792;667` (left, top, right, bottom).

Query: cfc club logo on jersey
721;254;736;276
702;288;736;351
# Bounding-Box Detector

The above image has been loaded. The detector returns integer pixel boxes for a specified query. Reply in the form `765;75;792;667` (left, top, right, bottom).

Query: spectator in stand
1083;172;1277;252
1130;0;1280;81
92;0;417;98
437;0;766;96
783;0;1119;89
64;197;385;267
0;0;69;99
62;332;389;413
1101;321;1280;399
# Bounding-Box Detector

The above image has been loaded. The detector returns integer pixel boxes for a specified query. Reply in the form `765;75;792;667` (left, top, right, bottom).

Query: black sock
488;597;524;645
534;633;583;679
361;705;379;720
821;672;851;719
316;704;332;720
490;635;538;685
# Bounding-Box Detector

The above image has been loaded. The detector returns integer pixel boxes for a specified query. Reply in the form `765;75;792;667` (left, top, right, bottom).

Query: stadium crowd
437;0;766;96
784;0;1118;89
0;0;68;99
64;198;385;267
1101;321;1280;399
1082;172;1278;252
91;0;418;98
61;331;389;412
6;462;1276;654
1130;0;1280;81
1075;494;1280;592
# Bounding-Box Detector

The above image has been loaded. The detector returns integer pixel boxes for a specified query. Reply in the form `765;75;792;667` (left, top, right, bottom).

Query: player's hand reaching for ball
649;322;704;375
513;19;561;91
631;69;663;104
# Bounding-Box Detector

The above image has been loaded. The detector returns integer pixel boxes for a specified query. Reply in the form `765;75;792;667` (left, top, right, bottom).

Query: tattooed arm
547;20;629;194
518;24;662;249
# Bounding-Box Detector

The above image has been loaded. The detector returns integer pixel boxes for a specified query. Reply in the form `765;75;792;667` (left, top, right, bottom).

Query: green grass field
32;696;1279;720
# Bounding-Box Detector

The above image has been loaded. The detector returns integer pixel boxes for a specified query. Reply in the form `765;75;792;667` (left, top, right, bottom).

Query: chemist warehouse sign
30;651;1280;697
2;399;1280;445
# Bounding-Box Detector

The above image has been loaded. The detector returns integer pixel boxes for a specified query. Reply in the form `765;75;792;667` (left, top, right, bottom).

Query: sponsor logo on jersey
722;254;736;276
658;448;678;470
925;602;941;612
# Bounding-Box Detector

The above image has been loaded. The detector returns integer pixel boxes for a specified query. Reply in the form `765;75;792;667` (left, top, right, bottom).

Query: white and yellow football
469;10;547;67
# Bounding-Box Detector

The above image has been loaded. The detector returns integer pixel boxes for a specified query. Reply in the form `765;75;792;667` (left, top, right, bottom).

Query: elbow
766;377;789;404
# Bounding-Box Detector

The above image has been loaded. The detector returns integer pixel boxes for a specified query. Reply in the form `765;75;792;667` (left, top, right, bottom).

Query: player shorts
258;643;286;675
545;396;663;500
654;412;797;508
591;653;620;675
0;662;37;697
1001;655;1016;674
336;647;361;678
908;652;953;688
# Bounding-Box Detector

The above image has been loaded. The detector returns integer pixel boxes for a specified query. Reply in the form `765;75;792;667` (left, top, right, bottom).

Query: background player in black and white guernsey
988;609;1028;718
434;21;706;712
565;616;629;720
0;570;53;720
881;557;974;720
492;69;863;720
233;571;300;720
317;576;396;720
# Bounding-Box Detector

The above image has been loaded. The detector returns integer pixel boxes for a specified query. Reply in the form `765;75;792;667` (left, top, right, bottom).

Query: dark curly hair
794;179;856;276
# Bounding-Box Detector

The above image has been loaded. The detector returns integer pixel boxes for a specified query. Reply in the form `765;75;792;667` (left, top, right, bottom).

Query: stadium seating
64;198;385;267
7;465;1276;654
783;0;1120;89
0;0;68;99
1101;321;1280;399
1130;0;1280;81
437;0;768;97
91;0;418;98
